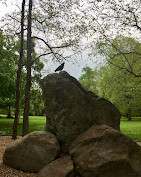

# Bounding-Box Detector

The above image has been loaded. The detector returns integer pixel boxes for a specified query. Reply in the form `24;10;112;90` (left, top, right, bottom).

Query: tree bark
7;105;12;118
22;0;32;136
18;110;20;124
12;0;25;139
128;107;132;121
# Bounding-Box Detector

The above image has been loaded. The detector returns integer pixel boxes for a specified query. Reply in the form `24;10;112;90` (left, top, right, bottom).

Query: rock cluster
3;126;141;177
3;72;141;177
42;71;121;153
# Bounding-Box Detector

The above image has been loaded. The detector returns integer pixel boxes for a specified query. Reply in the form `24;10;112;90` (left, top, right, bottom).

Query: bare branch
130;10;141;31
98;43;141;78
32;36;60;62
8;15;20;23
107;59;141;77
31;52;52;65
15;27;28;35
32;36;72;49
32;36;54;51
32;17;46;25
32;36;73;63
95;19;134;72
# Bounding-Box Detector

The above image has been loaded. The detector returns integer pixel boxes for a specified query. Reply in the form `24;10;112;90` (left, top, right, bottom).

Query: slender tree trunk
18;111;20;124
22;0;32;136
12;0;25;139
128;107;132;121
7;105;12;118
127;98;132;121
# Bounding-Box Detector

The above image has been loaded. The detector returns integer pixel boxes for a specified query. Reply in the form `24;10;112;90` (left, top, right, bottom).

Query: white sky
0;0;21;18
0;0;99;79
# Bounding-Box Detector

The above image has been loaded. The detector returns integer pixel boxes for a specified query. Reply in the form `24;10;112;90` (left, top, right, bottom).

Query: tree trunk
128;107;132;121
12;0;25;139
7;105;12;118
22;0;32;136
18;110;21;124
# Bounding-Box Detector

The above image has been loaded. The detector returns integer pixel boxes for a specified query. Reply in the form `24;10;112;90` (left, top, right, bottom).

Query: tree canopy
79;36;141;118
0;29;17;116
1;0;141;123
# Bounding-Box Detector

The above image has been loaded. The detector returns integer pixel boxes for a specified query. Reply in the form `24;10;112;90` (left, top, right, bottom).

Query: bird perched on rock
55;62;65;72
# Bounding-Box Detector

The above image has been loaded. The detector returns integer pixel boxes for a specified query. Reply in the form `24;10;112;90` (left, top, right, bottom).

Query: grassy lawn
120;117;141;142
0;114;46;135
0;115;141;142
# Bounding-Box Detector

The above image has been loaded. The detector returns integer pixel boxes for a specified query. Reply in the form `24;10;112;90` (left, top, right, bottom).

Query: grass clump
0;115;46;135
120;117;141;142
0;115;141;142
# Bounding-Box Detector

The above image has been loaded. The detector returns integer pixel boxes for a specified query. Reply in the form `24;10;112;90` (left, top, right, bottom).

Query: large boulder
38;156;74;177
69;124;141;177
3;131;60;172
42;71;120;153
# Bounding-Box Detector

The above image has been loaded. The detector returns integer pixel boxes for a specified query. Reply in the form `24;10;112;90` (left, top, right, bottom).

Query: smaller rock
3;131;60;172
38;156;74;177
70;125;141;177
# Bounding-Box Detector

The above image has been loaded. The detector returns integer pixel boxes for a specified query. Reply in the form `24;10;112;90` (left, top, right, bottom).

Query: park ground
0;115;141;176
0;115;141;141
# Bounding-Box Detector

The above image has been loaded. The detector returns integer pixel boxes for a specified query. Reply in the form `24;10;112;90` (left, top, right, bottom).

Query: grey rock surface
42;71;120;153
70;124;141;177
38;156;74;177
3;131;60;172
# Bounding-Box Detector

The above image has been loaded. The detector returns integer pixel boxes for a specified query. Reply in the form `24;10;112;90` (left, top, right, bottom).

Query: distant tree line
1;0;141;137
79;36;141;120
0;29;44;118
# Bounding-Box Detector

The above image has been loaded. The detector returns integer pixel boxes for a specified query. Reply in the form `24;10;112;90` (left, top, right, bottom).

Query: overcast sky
0;0;100;79
0;0;21;18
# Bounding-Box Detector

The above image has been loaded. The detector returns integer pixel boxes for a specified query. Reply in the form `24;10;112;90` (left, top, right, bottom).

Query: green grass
0;115;141;142
120;117;141;142
0;114;46;135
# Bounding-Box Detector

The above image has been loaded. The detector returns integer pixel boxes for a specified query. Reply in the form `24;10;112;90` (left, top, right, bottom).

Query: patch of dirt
0;136;37;177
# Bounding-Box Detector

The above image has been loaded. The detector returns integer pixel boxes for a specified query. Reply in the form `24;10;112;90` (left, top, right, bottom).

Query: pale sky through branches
0;0;22;18
0;0;99;79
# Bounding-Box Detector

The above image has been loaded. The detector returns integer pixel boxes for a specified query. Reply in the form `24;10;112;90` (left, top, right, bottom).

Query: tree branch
96;19;133;72
8;15;21;23
32;17;46;25
98;44;141;78
16;27;28;35
32;36;73;62
107;59;141;77
31;52;52;65
32;36;72;49
131;11;141;31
